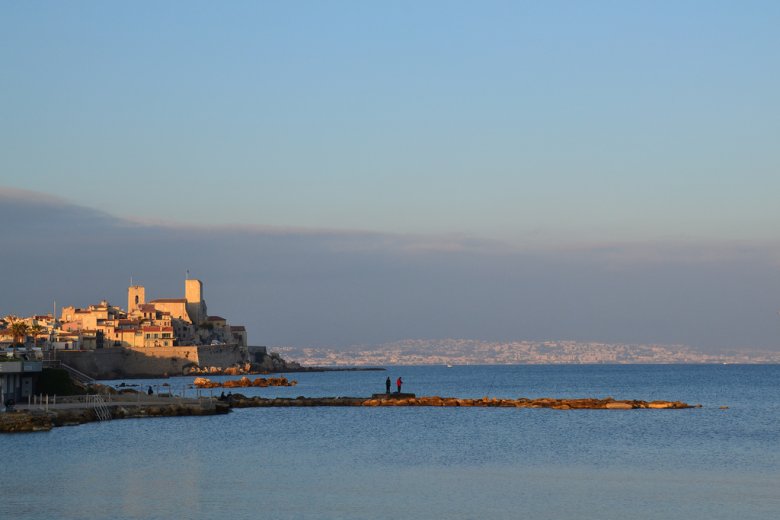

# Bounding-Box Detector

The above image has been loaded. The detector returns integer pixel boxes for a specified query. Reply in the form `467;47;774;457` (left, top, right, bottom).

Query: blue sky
2;2;779;243
1;3;779;350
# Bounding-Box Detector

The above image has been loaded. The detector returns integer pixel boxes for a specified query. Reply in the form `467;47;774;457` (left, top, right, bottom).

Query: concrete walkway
14;394;212;412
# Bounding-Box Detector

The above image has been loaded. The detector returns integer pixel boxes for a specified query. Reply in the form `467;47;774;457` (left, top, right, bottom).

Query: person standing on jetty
396;377;403;394
385;376;391;394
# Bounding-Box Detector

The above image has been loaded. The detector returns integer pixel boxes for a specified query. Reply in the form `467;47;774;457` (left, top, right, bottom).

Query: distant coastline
276;339;780;366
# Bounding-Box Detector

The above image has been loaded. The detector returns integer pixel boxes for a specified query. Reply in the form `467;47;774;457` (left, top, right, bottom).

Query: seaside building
0;358;42;403
0;279;248;354
0;278;252;383
47;279;248;351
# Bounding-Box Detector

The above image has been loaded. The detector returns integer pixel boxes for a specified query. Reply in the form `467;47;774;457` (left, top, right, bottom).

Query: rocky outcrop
186;363;255;376
185;352;302;376
254;351;302;372
192;376;297;388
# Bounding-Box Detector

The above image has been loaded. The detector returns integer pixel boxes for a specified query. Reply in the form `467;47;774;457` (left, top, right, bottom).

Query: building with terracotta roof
125;279;245;349
8;279;248;353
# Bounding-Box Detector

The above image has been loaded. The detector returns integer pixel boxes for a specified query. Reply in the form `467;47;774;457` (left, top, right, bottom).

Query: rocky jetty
1;398;230;433
192;376;297;388
2;394;697;434
227;395;696;409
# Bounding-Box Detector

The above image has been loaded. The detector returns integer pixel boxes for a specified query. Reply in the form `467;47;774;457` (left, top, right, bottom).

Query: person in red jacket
396;377;403;394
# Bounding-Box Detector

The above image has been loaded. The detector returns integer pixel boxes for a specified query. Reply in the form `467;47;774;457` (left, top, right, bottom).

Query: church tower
185;279;207;324
128;285;145;313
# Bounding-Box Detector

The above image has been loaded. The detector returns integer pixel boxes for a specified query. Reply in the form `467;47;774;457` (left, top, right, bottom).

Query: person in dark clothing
147;386;154;395
385;377;391;394
396;377;403;393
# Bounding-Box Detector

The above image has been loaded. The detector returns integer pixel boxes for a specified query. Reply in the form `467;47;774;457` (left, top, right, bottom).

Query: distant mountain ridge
276;339;780;366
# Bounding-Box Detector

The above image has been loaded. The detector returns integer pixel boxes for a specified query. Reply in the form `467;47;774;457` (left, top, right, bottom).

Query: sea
3;364;779;520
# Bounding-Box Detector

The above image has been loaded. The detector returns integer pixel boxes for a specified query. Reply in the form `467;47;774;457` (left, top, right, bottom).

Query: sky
1;2;779;351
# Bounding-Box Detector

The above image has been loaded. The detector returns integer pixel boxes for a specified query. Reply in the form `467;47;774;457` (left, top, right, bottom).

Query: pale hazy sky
1;3;779;350
2;2;779;243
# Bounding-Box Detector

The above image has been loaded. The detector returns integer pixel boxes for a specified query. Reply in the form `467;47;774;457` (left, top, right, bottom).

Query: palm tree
29;324;45;347
9;321;30;346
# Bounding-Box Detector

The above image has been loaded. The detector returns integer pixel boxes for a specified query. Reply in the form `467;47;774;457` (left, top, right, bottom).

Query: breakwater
228;394;696;409
2;394;696;433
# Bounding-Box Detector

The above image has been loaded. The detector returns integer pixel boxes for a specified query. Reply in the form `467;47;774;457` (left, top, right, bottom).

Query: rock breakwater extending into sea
228;395;696;410
2;393;696;433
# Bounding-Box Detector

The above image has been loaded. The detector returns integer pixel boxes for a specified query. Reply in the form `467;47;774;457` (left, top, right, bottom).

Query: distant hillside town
277;338;780;365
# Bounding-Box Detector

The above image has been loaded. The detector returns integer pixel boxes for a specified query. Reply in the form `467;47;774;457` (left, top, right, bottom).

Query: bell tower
185;279;206;324
128;285;145;313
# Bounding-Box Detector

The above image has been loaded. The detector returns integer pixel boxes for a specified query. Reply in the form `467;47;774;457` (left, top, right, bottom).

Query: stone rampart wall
196;344;247;368
57;344;246;379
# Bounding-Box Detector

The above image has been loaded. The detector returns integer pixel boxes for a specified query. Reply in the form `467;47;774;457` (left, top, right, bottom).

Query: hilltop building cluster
1;279;247;352
1;279;255;402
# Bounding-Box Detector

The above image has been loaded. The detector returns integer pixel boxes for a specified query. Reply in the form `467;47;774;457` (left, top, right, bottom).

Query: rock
194;376;297;389
193;377;221;388
223;376;252;388
648;401;675;409
0;411;54;433
605;402;634;409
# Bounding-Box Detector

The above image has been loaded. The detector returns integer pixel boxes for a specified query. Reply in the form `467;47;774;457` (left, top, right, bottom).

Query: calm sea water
3;365;779;520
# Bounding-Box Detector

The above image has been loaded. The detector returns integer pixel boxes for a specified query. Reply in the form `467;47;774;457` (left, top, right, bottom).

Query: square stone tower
128;285;145;313
185;279;207;325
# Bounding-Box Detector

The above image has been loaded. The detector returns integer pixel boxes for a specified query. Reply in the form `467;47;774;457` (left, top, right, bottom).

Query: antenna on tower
130;275;134;286
186;269;190;280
